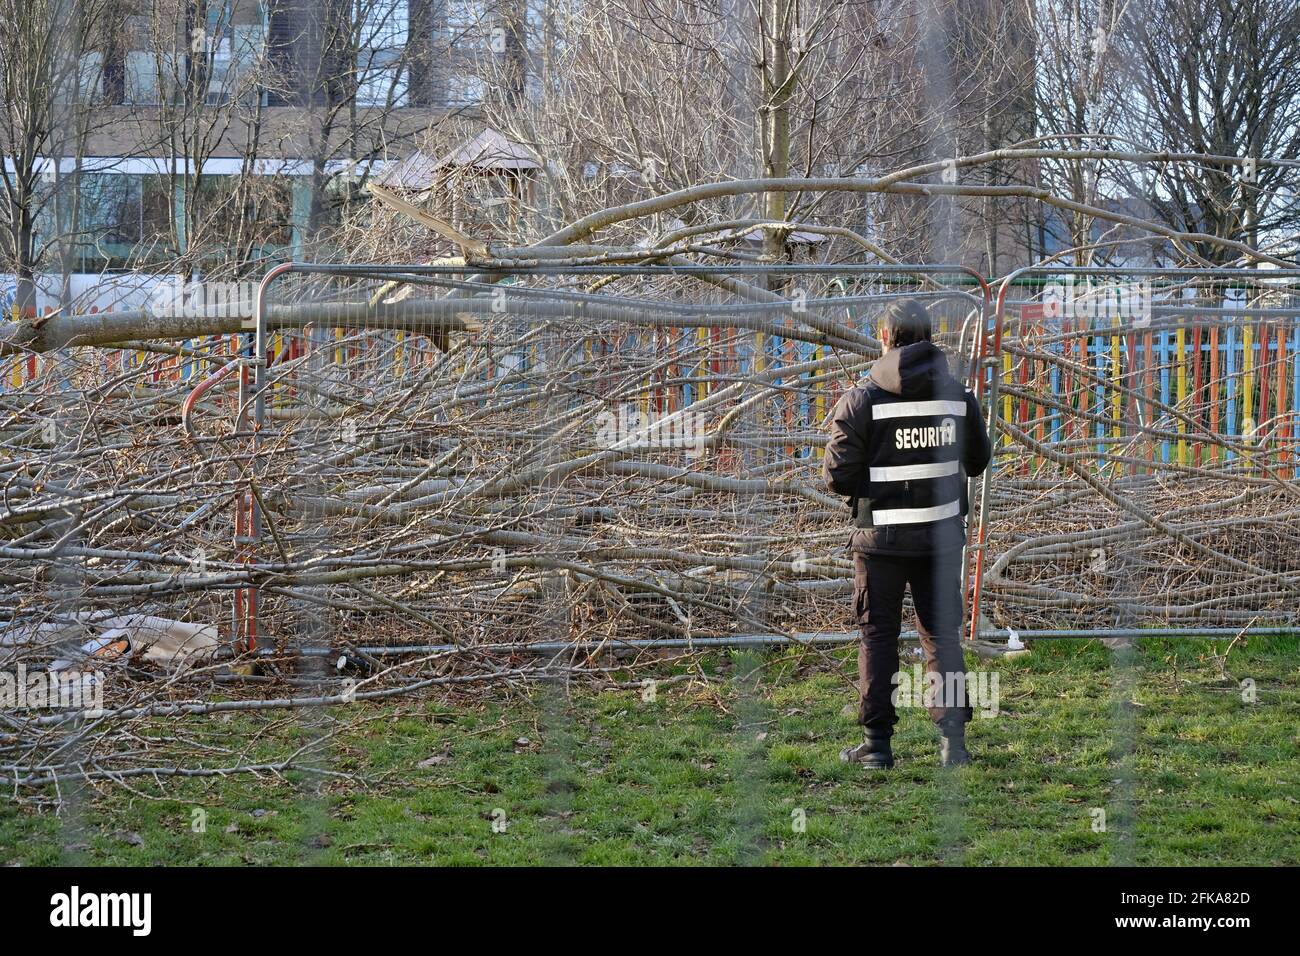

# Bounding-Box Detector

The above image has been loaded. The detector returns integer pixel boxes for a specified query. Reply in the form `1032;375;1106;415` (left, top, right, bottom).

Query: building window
79;174;144;249
125;50;183;106
206;21;267;105
357;0;410;106
57;52;104;104
71;174;174;269
444;0;490;40
119;3;264;107
445;72;485;106
440;0;489;106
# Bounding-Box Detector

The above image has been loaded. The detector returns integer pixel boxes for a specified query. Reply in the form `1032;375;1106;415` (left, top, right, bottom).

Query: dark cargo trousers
853;550;972;733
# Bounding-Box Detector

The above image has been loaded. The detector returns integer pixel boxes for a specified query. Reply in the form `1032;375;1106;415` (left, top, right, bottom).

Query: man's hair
880;298;933;347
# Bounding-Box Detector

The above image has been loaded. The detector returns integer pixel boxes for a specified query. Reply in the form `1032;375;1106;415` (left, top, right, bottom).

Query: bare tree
1113;0;1300;263
1027;0;1129;265
0;0;113;312
264;0;447;249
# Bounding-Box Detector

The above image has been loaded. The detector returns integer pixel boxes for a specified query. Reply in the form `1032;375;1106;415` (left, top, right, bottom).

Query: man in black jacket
823;299;992;768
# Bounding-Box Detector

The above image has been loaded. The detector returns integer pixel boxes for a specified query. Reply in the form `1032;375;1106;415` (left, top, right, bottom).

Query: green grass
2;635;1297;866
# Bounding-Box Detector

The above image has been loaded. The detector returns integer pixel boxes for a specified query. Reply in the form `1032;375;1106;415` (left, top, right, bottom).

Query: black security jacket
823;341;992;555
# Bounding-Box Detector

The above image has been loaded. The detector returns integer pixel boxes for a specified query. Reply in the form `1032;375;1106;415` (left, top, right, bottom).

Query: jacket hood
868;340;954;398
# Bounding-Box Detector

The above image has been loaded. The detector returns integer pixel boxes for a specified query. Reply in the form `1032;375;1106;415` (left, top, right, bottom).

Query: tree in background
1027;0;1127;265
0;0;113;312
1113;0;1300;263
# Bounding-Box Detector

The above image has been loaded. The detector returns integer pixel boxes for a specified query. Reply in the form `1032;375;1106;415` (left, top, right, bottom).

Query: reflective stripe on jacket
823;341;992;555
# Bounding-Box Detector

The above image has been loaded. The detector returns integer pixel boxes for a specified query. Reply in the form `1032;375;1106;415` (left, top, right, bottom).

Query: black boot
939;727;970;767
841;732;894;769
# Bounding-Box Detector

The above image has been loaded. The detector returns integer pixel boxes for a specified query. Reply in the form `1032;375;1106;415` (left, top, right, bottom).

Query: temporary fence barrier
4;262;1298;673
970;266;1300;638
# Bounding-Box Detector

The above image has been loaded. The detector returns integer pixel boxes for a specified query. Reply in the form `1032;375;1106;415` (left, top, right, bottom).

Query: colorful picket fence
1;305;253;394
998;297;1300;477
0;296;986;471
11;277;1300;479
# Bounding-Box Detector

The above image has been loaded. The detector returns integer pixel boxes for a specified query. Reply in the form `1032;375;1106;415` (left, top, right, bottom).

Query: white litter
2;613;218;673
74;614;219;671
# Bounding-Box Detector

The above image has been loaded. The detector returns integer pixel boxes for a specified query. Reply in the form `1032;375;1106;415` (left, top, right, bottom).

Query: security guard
823;299;991;768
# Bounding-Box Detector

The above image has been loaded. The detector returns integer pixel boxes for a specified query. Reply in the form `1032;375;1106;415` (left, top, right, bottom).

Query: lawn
2;635;1297;866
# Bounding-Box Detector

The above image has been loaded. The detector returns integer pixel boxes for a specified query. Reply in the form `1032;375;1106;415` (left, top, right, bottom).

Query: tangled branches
3;264;1299;798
